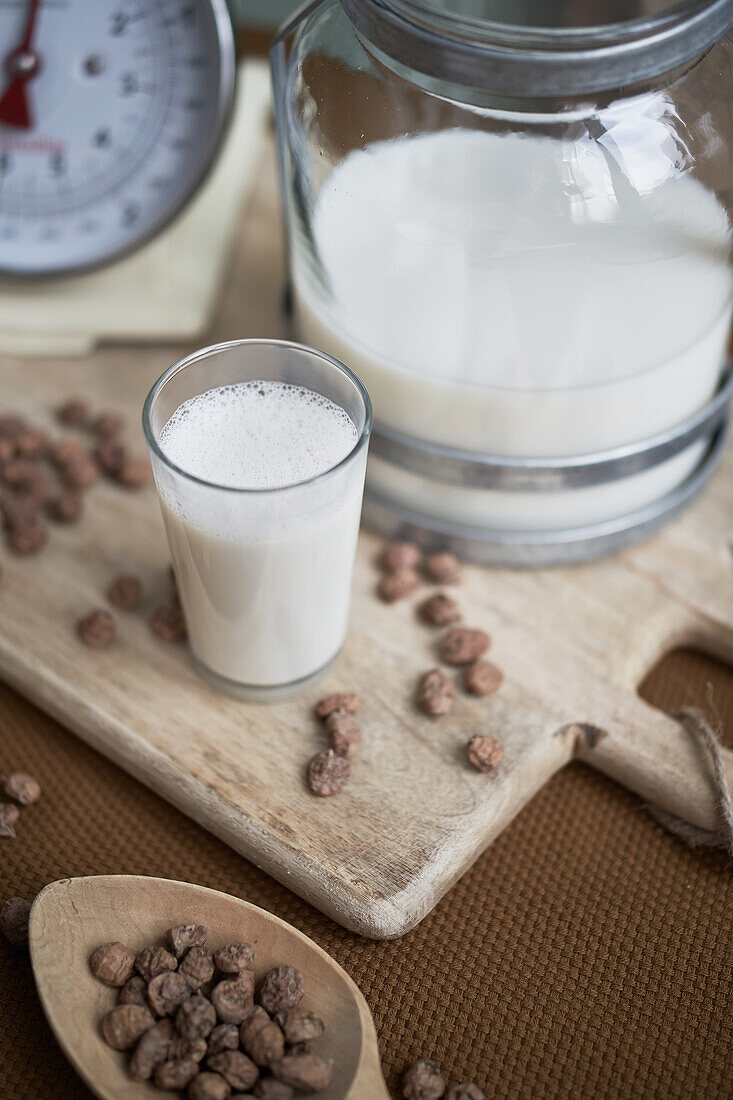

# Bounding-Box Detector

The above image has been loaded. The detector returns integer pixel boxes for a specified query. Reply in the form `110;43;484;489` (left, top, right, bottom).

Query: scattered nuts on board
466;735;505;772
379;541;422;572
56;400;89;428
424;552;462;585
0;401;149;564
150;601;187;643
61;452;100;490
92;413;125;439
324;711;362;758
95;439;128;477
0;801;19;837
417;668;455;716
117;459;153;489
314;692;360;719
77;609;116;649
7;520;48;556
439;628;490;666
307;749;351;797
107;573;144;611
378;567;421;603
464;660;503;696
418;592;462;626
0;896;31;946
46;490;83;524
90;922;334;1097
3;771;41;804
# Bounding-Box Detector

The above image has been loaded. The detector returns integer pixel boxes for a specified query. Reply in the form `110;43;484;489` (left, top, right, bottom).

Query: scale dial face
0;0;235;276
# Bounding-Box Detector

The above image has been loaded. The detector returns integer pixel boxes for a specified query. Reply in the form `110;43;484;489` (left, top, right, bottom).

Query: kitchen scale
0;0;271;355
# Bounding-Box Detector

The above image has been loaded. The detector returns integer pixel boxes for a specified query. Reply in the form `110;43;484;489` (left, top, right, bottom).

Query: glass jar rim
142;338;373;496
338;0;733;95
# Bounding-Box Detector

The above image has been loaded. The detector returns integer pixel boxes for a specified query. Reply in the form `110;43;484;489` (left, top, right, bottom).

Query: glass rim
384;0;711;46
142;338;373;496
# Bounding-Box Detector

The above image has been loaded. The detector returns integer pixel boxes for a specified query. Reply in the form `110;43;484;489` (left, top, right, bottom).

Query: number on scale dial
0;0;235;276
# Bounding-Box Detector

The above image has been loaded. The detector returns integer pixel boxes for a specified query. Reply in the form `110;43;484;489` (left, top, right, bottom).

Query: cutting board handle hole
638;646;733;750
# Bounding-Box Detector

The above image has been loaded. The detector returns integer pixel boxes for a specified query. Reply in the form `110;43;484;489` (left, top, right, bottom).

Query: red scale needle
0;0;44;130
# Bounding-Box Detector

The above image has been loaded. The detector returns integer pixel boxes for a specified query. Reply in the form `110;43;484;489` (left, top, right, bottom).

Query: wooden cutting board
0;145;731;940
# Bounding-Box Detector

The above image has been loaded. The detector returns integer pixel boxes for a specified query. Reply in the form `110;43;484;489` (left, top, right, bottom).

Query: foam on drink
159;380;358;493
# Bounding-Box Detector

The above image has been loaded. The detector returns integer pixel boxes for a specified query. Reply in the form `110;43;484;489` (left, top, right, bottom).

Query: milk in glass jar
271;0;733;563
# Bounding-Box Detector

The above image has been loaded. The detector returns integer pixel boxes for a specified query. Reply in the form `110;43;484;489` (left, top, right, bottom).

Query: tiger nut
466;735;504;772
418;592;461;626
378;567;420;603
313;693;360;719
188;1072;232;1100
402;1059;446;1100
424;552;462;585
271;1052;333;1092
439;628;490;666
213;942;255;974
179;946;215;991
90;941;136;987
0;896;31;946
379;541;421;571
464;660;503;696
211;973;256;1024
135;945;177;982
275;1007;324;1045
101;1004;155;1050
166;923;208;958
3;771;41;804
325;712;361;758
207;1050;259;1091
148;971;191;1016
416;668;455;716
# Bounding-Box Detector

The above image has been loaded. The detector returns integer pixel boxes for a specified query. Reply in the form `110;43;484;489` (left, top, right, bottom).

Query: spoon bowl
29;875;389;1100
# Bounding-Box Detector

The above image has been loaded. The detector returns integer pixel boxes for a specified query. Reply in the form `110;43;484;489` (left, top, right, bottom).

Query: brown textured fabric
1;648;731;1099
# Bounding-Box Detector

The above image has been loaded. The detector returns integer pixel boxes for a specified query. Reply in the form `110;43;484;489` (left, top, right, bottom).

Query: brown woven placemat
1;647;731;1099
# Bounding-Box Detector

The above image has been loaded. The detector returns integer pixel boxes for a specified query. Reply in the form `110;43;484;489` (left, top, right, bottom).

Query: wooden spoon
29;875;390;1100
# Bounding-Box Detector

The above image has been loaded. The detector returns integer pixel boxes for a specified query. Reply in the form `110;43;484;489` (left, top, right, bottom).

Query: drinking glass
143;339;372;701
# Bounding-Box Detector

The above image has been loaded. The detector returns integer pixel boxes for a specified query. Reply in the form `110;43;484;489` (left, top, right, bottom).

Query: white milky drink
294;128;733;532
148;358;370;699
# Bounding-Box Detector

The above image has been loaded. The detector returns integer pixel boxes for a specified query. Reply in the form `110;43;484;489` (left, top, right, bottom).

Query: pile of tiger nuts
91;922;333;1098
402;1058;486;1100
76;564;186;652
377;541;505;774
0;400;149;561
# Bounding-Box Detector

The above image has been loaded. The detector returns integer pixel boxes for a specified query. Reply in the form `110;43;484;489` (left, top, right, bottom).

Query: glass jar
271;0;733;563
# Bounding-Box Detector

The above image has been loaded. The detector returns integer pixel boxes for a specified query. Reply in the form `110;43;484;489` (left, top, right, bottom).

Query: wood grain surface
0;143;730;939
